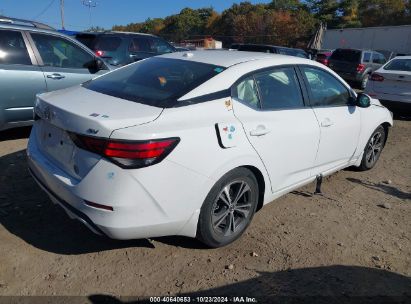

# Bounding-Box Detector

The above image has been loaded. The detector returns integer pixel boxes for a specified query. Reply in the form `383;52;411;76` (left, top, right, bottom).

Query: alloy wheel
365;131;383;167
211;180;253;237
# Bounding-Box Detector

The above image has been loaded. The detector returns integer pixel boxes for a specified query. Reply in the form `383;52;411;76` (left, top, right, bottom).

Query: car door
299;66;361;175
27;32;108;92
0;29;46;129
232;66;320;193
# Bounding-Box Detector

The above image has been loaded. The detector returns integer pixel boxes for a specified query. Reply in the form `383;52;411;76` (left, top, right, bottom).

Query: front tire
197;168;259;248
358;125;386;171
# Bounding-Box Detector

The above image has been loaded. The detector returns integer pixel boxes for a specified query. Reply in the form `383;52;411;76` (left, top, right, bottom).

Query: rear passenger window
232;76;260;109
129;37;152;53
363;52;371;62
254;67;304;110
302;67;350;107
373;53;386;64
0;30;31;65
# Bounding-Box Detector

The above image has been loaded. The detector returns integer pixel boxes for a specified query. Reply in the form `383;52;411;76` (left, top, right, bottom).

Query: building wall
323;25;411;54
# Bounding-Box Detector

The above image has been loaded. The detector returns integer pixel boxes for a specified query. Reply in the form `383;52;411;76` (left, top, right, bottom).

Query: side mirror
356;93;371;108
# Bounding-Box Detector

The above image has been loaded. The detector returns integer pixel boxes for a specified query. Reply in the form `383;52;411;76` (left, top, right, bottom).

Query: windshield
330;49;361;62
83;57;225;108
383;58;411;72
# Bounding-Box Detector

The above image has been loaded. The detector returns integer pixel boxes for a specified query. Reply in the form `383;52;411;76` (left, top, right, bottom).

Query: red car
316;51;333;66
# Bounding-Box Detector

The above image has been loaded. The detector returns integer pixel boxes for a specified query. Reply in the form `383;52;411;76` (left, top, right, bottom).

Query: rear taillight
69;133;180;169
95;50;104;57
323;59;329;66
356;64;366;73
370;73;384;82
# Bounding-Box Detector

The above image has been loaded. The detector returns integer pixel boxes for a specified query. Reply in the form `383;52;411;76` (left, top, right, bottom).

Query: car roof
159;50;311;68
334;48;380;53
239;44;305;51
392;55;411;59
0;22;59;35
76;31;157;37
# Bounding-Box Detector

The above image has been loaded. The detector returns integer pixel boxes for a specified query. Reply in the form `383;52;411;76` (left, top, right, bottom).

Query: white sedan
27;51;393;247
365;56;411;106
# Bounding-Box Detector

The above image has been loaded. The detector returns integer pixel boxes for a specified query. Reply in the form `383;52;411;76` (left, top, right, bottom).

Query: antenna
82;0;97;27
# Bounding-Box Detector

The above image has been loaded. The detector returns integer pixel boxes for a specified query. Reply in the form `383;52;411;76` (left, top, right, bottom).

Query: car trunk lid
33;85;163;179
372;70;411;95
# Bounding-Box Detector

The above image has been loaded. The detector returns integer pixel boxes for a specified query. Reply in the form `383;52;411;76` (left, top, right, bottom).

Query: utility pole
60;0;65;29
82;0;97;28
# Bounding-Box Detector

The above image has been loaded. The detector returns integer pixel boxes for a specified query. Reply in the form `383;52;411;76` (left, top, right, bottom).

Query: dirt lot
0;118;410;302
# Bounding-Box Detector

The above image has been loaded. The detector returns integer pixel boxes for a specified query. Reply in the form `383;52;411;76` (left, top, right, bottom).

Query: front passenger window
302;67;350;107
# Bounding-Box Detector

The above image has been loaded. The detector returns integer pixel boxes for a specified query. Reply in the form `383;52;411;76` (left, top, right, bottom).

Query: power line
33;0;57;20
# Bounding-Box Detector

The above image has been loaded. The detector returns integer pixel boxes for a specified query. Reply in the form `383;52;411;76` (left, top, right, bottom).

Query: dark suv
236;44;309;59
75;31;176;67
328;48;387;89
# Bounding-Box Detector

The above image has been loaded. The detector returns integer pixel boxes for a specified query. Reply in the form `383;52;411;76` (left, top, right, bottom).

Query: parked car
28;51;392;248
316;51;333;66
75;31;176;66
237;44;309;59
328;48;387;89
365;56;411;109
0;17;110;131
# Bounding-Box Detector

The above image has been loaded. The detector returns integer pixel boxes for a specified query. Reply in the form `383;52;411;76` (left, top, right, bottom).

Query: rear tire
197;168;259;248
358;125;386;171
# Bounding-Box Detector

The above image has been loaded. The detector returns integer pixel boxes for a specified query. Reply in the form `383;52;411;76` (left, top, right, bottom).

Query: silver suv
0;17;110;131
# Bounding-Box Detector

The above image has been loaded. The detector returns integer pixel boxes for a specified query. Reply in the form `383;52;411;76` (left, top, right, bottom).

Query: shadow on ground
0;127;31;141
347;178;411;200
0;150;154;254
87;265;411;303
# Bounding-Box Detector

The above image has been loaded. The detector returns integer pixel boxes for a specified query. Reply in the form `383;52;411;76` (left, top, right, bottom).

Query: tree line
111;0;411;48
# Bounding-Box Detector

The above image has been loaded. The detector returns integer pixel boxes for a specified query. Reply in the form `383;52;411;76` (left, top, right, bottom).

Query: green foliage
111;0;411;47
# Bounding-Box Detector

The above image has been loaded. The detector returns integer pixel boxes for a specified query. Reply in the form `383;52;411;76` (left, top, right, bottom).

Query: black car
236;44;309;59
328;48;387;89
75;31;176;66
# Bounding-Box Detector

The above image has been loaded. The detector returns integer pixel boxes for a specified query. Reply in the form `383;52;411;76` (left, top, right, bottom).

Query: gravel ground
0;117;410;302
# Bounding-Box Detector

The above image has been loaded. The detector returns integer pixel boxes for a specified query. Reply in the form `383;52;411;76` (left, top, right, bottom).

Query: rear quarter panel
110;99;271;214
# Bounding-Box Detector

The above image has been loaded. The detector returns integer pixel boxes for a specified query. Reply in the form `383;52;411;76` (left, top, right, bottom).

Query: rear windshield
238;45;273;53
83;57;225;108
383;58;411;72
76;34;122;51
279;48;308;58
330;49;361;62
75;34;96;49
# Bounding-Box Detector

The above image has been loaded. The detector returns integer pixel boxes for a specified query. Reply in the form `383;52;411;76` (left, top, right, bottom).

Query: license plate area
37;120;76;171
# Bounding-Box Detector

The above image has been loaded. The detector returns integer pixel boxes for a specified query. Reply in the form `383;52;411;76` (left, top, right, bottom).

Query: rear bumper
27;125;211;240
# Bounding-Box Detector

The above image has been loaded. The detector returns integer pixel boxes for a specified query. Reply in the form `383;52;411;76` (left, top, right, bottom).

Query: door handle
46;73;65;80
321;118;334;127
250;125;270;136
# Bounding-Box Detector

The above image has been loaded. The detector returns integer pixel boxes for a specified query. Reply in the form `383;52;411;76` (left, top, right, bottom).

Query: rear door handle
321;118;334;127
46;73;65;80
250;125;270;136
